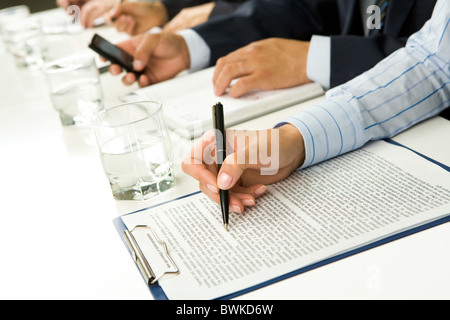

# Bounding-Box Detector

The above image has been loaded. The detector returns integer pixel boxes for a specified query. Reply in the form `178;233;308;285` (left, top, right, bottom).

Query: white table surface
0;9;449;300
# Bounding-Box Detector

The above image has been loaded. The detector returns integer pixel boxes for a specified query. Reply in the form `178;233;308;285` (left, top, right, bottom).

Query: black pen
213;102;229;231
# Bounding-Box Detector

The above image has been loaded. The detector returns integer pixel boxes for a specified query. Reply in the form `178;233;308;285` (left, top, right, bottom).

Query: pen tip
224;223;229;232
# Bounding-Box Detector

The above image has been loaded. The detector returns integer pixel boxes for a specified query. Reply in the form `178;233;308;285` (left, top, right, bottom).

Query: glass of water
0;5;30;43
43;54;104;126
93;101;175;201
3;17;46;68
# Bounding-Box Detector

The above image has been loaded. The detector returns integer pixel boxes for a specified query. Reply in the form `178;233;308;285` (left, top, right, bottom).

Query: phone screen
90;34;135;73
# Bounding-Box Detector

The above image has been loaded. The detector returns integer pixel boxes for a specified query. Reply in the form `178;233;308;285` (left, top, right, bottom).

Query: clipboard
113;140;450;300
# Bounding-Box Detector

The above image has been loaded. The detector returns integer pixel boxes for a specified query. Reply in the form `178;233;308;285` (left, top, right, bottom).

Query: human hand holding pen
57;0;116;27
182;125;306;213
56;0;89;10
80;0;116;27
107;1;168;35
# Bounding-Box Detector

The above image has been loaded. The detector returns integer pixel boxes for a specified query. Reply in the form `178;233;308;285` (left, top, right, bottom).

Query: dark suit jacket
193;0;437;88
331;0;436;86
162;0;245;20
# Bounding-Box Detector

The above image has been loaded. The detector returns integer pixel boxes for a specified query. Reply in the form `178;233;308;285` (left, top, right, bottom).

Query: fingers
107;35;148;86
108;4;122;21
80;3;102;28
228;75;260;98
108;64;122;75
138;74;151;87
114;15;136;35
198;182;259;214
199;181;267;214
121;73;136;86
184;132;251;213
181;130;217;186
57;0;69;9
213;59;250;96
216;148;261;190
115;72;150;87
133;34;160;71
213;49;262;98
182;129;271;214
110;1;137;18
183;159;219;195
108;57;137;86
109;2;145;35
232;184;267;199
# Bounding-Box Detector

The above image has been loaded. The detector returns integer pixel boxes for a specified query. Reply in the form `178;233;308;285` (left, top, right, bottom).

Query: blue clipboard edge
384;138;450;172
113;140;450;300
218;214;450;300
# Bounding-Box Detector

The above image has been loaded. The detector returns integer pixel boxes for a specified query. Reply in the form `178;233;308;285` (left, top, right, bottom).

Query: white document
121;67;324;138
119;140;450;300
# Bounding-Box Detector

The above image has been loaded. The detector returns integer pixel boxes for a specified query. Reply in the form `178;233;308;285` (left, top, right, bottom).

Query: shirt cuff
277;97;366;169
307;35;331;90
177;29;210;72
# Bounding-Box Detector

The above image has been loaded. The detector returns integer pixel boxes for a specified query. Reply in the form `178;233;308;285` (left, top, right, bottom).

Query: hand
213;38;312;98
182;125;306;213
56;0;89;10
108;1;168;35
80;0;115;28
108;33;190;87
163;2;215;33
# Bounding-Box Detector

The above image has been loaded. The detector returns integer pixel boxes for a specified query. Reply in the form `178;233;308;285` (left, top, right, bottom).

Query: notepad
121;67;324;138
114;139;450;300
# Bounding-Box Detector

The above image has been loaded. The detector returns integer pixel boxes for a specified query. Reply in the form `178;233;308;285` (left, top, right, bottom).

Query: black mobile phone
88;34;142;77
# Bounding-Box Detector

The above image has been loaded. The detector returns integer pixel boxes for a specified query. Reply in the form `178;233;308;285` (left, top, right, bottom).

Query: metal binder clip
123;225;179;285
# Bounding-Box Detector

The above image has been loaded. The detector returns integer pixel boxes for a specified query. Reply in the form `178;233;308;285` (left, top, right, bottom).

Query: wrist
279;124;305;170
177;29;209;71
175;34;191;71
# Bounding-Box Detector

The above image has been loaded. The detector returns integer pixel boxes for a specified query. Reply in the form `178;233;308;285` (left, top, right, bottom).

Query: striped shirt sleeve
280;0;450;169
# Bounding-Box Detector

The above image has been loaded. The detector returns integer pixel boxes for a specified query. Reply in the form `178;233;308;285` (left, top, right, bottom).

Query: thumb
217;155;245;190
133;34;160;71
217;150;263;190
216;129;281;189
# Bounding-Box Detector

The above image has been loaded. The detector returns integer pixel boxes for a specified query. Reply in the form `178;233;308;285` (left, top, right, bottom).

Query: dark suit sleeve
193;0;339;66
162;0;210;20
210;0;246;18
330;35;407;87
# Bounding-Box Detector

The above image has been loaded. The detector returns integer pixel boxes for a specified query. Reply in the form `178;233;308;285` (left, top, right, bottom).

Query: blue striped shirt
282;0;450;169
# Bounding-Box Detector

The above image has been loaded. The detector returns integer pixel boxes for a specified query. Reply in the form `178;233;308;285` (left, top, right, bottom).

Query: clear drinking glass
94;101;175;201
0;5;30;38
3;17;46;68
43;54;104;126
